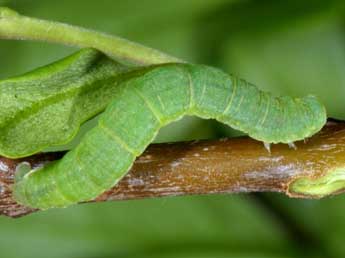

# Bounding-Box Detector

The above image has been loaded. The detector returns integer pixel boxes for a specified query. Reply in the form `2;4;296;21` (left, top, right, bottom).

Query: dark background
1;1;345;258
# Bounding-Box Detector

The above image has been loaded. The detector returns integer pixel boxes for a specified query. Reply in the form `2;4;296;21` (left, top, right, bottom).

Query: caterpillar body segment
12;61;327;209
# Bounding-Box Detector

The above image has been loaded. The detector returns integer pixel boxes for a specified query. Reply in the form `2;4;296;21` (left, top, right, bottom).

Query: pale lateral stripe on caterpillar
0;49;326;209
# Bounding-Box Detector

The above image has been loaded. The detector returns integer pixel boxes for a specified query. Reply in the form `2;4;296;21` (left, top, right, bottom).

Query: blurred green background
1;1;345;257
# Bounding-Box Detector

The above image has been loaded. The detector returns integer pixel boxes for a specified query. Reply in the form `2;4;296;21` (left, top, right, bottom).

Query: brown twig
1;118;345;218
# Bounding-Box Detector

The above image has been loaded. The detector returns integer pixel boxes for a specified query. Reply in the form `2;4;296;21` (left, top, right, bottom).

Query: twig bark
1;118;345;218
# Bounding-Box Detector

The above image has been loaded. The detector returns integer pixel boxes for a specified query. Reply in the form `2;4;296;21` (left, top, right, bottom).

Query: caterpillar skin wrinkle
2;49;326;209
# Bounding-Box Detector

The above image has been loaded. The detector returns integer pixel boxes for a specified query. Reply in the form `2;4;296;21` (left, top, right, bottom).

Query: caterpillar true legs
12;62;326;209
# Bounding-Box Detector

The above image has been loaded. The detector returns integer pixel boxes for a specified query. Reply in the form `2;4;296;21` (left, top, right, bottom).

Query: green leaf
0;48;129;158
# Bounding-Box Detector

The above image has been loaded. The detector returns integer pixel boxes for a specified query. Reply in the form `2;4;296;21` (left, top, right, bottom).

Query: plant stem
0;7;182;65
1;119;345;218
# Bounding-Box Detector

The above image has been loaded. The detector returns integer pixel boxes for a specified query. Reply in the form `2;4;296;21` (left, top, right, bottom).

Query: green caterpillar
1;49;326;209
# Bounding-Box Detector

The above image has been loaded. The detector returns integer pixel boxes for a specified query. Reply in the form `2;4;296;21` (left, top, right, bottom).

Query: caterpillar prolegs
4;49;326;209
